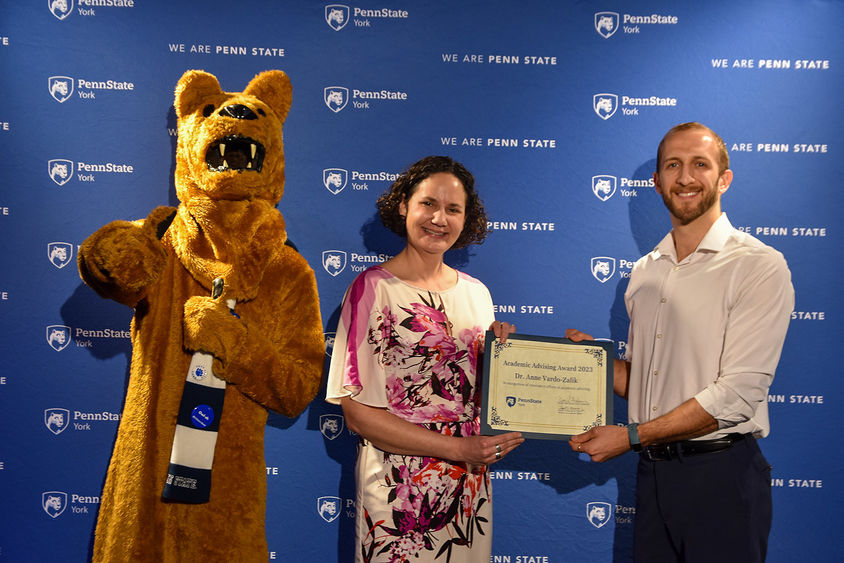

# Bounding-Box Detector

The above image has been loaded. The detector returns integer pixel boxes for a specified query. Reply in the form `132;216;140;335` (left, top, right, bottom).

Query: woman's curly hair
376;156;488;249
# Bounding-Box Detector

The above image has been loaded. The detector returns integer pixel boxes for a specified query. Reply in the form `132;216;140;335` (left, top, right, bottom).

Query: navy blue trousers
633;436;772;563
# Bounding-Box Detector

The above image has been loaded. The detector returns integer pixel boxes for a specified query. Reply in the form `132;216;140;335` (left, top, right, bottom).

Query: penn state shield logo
49;76;74;103
317;496;342;522
592;175;617;202
324;331;336;357
593;93;618;120
49;0;73;20
594;12;619;38
590;257;616;283
586;501;612;528
505;396;516;407
46;325;72;352
325;5;350;31
324;87;349;113
320;414;345;440
47;242;74;269
322;250;347;277
48;159;74;186
323;168;348;195
44;408;70;435
42;491;68;518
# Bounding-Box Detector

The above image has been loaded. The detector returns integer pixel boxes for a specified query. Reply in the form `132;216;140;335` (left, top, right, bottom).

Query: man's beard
661;183;718;225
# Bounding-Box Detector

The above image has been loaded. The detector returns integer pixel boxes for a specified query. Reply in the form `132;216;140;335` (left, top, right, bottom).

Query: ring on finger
495;444;501;454
577;443;582;452
495;451;501;460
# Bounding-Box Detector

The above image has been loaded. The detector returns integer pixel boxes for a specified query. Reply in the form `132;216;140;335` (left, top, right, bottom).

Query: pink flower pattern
360;292;490;562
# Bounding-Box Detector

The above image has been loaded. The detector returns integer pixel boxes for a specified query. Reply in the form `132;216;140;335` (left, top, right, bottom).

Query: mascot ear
244;70;293;123
174;70;223;118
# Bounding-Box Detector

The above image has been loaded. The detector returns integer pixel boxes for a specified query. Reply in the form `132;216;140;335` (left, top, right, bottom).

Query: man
568;122;793;562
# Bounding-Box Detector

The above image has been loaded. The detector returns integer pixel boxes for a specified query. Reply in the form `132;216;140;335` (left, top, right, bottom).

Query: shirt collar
697;213;733;252
653;213;733;261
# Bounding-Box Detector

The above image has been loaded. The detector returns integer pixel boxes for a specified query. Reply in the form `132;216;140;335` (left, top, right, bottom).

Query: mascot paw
78;206;176;305
183;296;247;375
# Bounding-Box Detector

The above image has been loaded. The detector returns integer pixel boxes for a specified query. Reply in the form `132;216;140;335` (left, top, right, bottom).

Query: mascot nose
221;104;258;120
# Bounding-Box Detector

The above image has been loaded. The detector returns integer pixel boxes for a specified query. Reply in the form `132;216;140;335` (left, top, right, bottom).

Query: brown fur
78;70;323;561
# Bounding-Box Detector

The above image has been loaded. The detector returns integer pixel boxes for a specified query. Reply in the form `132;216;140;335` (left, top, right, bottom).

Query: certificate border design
480;332;614;441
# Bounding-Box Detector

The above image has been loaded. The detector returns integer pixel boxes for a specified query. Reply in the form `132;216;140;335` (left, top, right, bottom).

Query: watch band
628;422;643;452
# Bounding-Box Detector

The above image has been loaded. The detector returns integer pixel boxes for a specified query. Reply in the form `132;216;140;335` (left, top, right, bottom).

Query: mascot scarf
162;277;236;503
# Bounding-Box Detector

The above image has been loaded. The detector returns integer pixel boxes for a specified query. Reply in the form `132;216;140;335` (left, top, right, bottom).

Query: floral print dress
327;266;495;563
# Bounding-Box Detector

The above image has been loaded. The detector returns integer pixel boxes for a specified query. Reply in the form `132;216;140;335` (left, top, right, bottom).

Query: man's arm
613;358;629;399
693;252;793;429
564;329;629;399
568;398;718;462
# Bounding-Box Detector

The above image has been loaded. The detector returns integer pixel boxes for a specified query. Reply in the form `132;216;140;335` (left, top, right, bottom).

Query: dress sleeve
325;269;390;408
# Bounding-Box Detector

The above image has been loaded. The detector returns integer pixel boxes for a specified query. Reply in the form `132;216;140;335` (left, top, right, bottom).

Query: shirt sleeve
694;250;794;429
325;269;390;408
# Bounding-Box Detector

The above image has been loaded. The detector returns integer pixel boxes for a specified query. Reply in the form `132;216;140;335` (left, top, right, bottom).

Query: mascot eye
258;108;266;116
202;104;215;117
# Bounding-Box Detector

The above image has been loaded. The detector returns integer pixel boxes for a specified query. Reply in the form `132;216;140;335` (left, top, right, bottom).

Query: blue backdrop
0;1;841;561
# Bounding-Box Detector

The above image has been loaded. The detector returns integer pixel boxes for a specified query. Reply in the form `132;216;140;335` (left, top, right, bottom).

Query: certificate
480;333;613;440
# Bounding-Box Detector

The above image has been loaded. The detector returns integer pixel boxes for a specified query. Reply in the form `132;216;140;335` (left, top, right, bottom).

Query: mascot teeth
206;135;265;172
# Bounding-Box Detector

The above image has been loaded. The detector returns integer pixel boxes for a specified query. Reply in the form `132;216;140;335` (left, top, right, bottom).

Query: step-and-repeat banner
1;1;841;561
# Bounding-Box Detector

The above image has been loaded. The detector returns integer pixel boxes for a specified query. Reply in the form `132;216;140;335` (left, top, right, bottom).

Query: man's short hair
656;122;729;175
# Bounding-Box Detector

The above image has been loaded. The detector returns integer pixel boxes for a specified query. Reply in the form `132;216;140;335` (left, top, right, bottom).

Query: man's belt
641;433;747;461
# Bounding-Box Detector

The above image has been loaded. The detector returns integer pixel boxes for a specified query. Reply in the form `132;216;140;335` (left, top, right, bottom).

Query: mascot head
173;70;292;206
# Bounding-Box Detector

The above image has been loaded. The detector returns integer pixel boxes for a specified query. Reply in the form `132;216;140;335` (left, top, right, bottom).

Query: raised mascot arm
78;206;176;307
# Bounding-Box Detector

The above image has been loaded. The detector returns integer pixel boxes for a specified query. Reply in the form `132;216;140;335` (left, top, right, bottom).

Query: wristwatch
628;423;643;452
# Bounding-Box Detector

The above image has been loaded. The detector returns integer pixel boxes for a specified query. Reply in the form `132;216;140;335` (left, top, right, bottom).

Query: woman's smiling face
399;172;467;255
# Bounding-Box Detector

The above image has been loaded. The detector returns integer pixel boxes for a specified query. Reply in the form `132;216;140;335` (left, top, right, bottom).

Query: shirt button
652;406;658;412
661;297;667;303
653;370;659;376
673;266;680;272
656;333;663;339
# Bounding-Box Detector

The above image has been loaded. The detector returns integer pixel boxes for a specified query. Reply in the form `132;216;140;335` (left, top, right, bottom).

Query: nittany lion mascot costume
78;70;324;561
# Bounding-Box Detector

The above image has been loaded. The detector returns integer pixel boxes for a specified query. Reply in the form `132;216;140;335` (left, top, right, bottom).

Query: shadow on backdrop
61;282;134;562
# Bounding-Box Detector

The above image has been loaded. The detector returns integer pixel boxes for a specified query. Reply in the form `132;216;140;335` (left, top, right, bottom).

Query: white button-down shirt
624;214;794;440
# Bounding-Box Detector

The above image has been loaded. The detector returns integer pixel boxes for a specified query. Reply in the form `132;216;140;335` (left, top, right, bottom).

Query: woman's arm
341;397;523;466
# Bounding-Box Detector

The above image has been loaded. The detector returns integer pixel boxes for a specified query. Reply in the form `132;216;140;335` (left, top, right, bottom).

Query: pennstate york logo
587;501;612;528
592;175;617;202
323;168;348;195
322;250;347;277
324;331;336;357
317;496;342;522
320;414;345;440
43;491;68;518
324;87;349;113
45;408;71;435
48;242;74;269
49;76;74;103
593;93;618;120
591;257;616;283
49;0;73;20
48;159;74;186
505;396;516;407
325;5;350;31
46;325;72;351
594;12;619;38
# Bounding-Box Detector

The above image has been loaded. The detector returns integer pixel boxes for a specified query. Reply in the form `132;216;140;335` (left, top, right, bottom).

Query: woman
326;156;524;562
